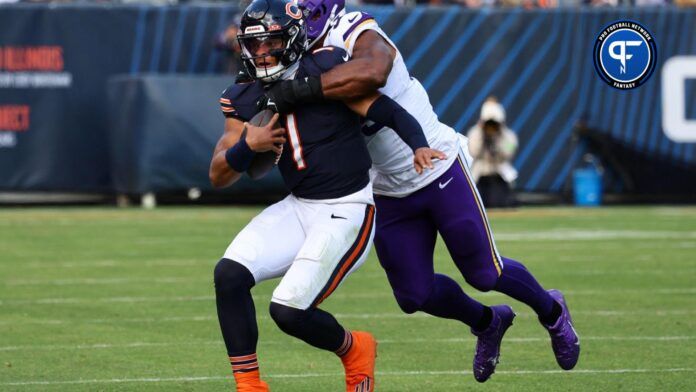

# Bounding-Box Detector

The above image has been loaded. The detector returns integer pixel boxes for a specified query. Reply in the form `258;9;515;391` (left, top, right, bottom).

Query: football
245;109;283;180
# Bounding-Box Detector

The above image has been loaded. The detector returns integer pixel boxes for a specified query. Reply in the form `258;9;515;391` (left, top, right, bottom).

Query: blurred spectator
466;97;518;208
214;17;242;75
634;0;668;5
585;0;619;6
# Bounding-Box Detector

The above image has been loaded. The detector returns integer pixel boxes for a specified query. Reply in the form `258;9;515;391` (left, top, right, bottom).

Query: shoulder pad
304;46;349;73
330;12;376;43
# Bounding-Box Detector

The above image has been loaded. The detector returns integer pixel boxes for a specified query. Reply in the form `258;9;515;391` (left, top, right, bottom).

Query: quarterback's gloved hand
257;95;279;114
265;76;324;114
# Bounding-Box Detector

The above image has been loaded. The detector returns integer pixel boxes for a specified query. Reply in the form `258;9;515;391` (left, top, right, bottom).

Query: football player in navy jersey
209;1;442;391
262;0;581;384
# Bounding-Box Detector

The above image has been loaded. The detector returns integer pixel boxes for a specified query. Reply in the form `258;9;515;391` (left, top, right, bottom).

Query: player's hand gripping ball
244;109;285;180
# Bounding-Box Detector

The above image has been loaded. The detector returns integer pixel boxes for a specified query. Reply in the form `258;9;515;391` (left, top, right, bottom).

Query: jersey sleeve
325;11;380;57
219;82;258;121
219;86;239;119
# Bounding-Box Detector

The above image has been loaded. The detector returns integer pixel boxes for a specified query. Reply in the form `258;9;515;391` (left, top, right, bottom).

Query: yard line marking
2;310;696;326
2;287;694;306
1;336;692;352
5;278;696;298
2;368;695;386
376;335;696;344
4;251;692;270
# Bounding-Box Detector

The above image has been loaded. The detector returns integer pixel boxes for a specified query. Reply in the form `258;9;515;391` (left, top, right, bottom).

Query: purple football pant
374;154;555;325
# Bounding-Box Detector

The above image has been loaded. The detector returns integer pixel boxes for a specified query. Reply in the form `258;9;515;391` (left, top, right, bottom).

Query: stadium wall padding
107;75;284;194
0;5;694;194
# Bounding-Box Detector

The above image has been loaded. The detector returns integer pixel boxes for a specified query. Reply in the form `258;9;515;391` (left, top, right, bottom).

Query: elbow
359;60;388;89
209;174;224;189
209;170;229;189
369;68;389;89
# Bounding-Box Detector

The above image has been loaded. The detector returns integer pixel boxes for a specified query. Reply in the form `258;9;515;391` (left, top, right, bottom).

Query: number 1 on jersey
285;113;306;170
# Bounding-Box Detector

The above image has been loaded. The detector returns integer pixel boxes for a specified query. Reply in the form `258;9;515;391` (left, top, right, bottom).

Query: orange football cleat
340;331;377;392
233;369;270;392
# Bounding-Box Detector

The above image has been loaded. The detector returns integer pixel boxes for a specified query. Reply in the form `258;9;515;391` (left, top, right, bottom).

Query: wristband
301;75;324;101
284;76;323;102
224;132;256;172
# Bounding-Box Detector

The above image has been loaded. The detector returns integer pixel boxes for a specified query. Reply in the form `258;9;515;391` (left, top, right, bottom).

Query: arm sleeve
365;95;429;152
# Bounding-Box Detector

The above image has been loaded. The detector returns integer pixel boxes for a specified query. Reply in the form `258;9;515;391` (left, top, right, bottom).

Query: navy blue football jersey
219;47;371;200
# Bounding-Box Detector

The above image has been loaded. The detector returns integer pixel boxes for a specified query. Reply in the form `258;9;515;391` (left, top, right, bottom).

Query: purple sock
421;273;486;328
494;258;555;318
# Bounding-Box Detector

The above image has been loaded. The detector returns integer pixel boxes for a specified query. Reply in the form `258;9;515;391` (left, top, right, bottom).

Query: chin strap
257;63;286;82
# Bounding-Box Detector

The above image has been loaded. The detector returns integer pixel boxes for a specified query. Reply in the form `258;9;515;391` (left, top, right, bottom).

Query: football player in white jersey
265;1;580;383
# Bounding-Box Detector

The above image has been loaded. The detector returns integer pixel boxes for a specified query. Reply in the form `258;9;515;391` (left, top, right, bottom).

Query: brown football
245;109;283;180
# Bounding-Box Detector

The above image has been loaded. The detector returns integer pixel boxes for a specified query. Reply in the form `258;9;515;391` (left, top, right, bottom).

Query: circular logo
593;20;657;90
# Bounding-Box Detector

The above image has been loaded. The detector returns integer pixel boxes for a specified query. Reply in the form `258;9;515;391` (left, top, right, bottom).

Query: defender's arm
265;31;395;113
320;30;395;100
345;94;446;174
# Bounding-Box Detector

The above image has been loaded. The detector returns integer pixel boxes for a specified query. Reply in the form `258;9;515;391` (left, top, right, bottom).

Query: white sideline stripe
1;310;695;326
2;368;695;386
0;295;215;305
18;259;204;269
493;230;696;241
7;251;692;270
2;288;694;306
4;277;192;286
0;336;692;352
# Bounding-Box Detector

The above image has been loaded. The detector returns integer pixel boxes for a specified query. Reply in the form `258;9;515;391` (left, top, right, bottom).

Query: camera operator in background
466;97;518;208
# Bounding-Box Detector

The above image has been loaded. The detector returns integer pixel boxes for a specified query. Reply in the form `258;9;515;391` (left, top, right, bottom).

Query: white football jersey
324;11;460;197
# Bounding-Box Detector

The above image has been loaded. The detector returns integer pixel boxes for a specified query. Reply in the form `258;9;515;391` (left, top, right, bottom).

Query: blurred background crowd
2;0;696;8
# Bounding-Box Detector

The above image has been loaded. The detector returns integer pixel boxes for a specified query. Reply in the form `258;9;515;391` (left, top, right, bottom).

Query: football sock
541;301;563;326
229;353;260;375
335;329;354;357
269;302;346;352
494;257;556;321
214;259;259;357
420;273;486;328
473;306;494;332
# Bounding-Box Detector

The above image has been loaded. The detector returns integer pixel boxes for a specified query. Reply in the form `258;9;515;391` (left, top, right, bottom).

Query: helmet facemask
238;23;306;82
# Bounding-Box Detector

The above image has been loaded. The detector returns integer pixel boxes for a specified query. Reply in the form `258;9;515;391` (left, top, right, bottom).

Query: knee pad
394;292;428;314
464;271;499;292
268;302;307;334
213;258;255;292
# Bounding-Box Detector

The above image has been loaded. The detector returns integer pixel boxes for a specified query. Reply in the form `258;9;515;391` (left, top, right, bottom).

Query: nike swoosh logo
331;214;347;220
347;14;359;24
342;53;350;62
439;177;453;189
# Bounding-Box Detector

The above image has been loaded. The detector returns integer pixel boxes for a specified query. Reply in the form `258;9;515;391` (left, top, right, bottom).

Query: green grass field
1;206;695;391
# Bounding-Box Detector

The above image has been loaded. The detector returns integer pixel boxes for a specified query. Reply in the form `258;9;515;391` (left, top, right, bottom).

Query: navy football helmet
237;0;307;82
